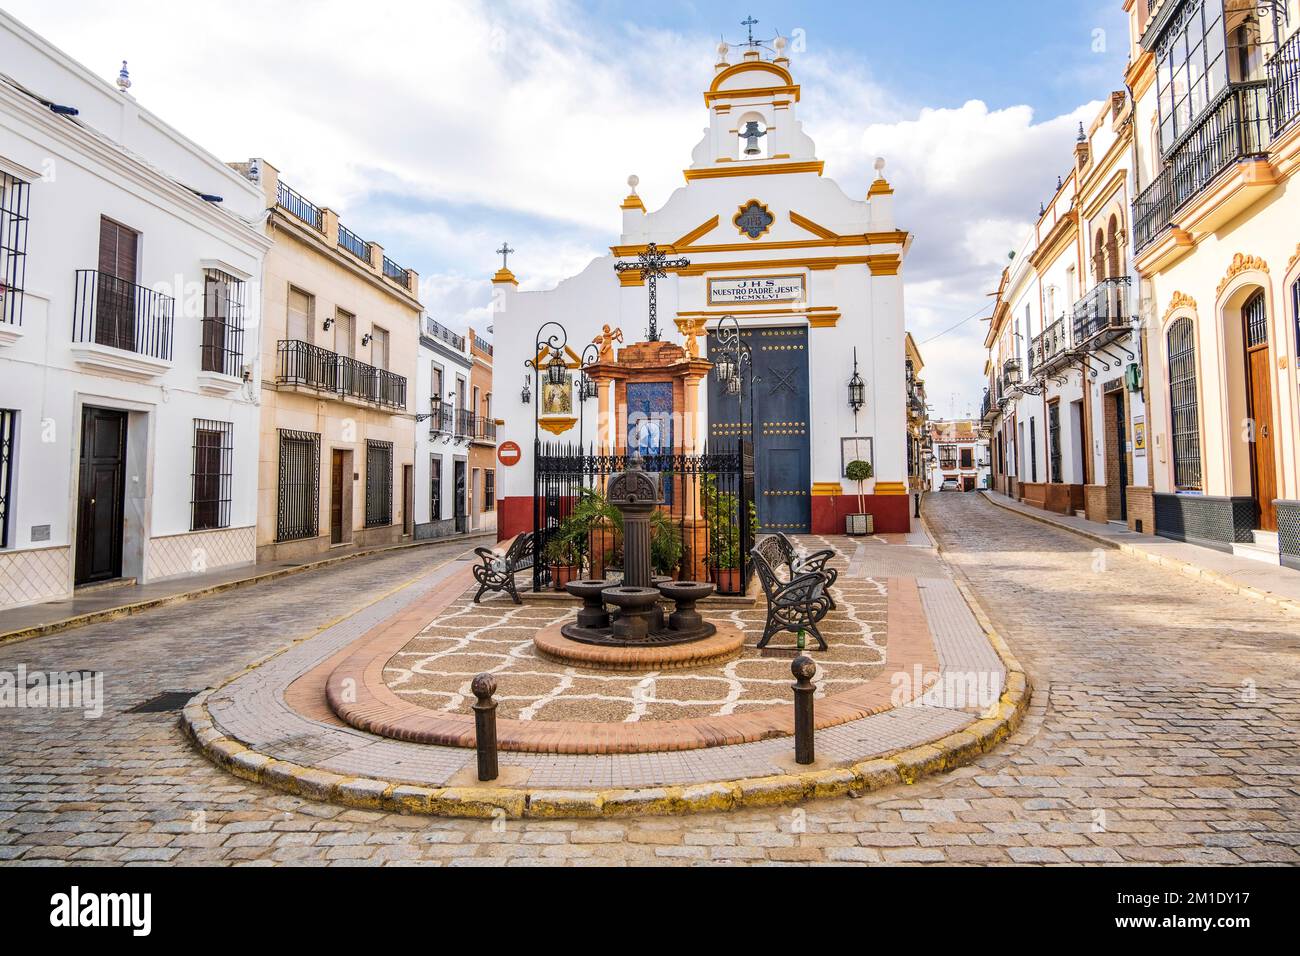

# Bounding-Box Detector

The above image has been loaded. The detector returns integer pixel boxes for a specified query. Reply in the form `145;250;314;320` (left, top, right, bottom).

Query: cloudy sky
8;0;1131;416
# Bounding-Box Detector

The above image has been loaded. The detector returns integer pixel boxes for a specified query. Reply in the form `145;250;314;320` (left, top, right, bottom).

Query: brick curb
0;533;494;647
978;491;1300;617
179;565;1033;819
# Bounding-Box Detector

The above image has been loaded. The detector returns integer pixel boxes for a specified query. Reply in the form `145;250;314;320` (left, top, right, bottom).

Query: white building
927;420;990;492
491;40;912;539
0;12;269;610
415;316;475;539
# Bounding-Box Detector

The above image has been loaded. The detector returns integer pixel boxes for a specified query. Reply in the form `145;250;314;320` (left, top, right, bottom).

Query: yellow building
233;159;422;560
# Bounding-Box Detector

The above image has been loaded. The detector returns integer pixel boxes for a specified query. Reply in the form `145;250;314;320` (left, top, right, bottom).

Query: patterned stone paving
1;494;1296;865
385;536;887;722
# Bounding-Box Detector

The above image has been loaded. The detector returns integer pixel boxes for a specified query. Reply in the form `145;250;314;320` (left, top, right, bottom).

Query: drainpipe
1124;76;1154;495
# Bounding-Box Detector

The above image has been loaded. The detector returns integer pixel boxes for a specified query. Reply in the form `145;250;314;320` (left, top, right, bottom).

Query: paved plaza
1;494;1297;865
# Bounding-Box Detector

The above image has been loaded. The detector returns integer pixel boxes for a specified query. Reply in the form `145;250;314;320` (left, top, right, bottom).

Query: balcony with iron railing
455;406;475;438
337;223;371;263
473;414;498;444
1029;317;1071;377
276;339;406;409
73;270;174;365
428;398;456;436
1271;25;1300;138
424;316;466;352
1134;80;1271;252
471;333;493;356
1071;276;1136;351
275;180;323;231
382;255;411;289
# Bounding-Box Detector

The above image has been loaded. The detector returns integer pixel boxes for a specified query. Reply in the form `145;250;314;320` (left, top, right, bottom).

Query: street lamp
848;348;866;413
710;314;753;448
526;321;569;588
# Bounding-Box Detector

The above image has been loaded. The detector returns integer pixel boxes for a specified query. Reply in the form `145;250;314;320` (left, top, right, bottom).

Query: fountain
532;453;744;669
560;453;717;647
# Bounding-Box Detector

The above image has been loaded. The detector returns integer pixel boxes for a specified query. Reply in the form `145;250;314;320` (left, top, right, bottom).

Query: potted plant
701;475;757;593
544;529;582;590
844;459;874;535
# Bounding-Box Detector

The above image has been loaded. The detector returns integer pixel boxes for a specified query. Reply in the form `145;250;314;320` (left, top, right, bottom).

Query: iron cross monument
613;242;690;342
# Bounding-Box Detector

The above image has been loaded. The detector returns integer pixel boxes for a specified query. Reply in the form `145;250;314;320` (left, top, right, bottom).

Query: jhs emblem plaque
734;199;774;240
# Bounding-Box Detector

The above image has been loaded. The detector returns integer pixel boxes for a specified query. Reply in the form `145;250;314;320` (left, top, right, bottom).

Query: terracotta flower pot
550;564;580;591
711;567;741;594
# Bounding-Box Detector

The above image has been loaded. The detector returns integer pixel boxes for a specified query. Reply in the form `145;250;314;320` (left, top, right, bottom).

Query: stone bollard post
791;655;816;765
471;673;499;782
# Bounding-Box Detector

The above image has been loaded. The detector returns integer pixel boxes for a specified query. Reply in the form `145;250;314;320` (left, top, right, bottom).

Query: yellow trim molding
683;160;824;182
539;417;577;436
673;216;720;248
620;194;645;211
868;179;895;196
492;268;518;285
810;482;843;496
1161;291;1197;324
708;61;795;95
788;210;838;240
1216;252;1270;298
610;229;908;258
875;481;907;496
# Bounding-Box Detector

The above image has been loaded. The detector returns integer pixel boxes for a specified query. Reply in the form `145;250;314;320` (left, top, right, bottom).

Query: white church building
493;39;912;540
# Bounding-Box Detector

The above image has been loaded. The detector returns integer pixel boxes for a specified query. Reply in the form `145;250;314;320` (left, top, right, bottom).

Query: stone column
621;503;654;589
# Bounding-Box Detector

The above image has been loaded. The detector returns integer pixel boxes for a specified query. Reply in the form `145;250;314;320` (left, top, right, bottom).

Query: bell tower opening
737;114;768;159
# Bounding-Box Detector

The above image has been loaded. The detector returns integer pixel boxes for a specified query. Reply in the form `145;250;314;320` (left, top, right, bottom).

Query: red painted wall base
811;494;912;534
498;496;532;543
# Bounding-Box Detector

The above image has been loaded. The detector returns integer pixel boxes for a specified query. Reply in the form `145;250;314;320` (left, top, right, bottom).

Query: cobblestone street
2;494;1297;866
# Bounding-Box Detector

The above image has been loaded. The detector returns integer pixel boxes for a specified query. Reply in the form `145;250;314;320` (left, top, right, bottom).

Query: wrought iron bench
772;532;839;609
750;536;831;650
472;533;537;605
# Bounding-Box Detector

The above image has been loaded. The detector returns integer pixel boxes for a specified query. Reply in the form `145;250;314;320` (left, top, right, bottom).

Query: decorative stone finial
627;174;639;194
716;39;730;62
1077;121;1086;142
873;156;886;178
116;60;131;92
773;35;788;55
471;673;497;701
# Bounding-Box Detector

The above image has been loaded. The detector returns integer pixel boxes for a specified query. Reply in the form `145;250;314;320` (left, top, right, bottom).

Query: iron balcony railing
455;407;474;437
276;339;406;409
472;333;493;356
73;270;174;360
337;223;371;263
1270;26;1300;138
1071;276;1135;351
382;255;411;289
428;399;455;436
474;415;497;443
424;316;465;351
275;181;323;231
1029;317;1071;377
1134;81;1271;252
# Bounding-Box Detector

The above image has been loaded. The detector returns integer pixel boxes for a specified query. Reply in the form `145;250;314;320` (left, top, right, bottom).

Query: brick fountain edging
178;544;1033;818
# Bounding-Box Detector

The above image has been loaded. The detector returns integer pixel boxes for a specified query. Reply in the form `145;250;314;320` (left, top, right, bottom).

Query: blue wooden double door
706;325;811;533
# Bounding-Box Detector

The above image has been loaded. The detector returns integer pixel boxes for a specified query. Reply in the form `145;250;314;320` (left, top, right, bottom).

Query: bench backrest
749;543;784;600
506;532;535;568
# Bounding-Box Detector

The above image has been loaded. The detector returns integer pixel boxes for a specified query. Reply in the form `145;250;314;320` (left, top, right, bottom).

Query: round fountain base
535;620;743;671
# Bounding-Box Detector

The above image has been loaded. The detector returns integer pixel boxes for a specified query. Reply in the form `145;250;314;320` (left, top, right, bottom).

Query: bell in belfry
741;120;767;156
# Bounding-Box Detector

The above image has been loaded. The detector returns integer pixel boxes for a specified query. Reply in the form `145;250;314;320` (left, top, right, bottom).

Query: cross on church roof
741;15;759;47
496;242;514;270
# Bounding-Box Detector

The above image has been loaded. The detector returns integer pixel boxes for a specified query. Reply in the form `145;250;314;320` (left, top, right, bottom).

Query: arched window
1106;215;1123;279
1167;316;1202;491
1092;229;1107;285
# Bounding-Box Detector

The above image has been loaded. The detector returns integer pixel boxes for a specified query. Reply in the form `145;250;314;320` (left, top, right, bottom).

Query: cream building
1126;0;1300;565
232;159;422;561
983;86;1149;532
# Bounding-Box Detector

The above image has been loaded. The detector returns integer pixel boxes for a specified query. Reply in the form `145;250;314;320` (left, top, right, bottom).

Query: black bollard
471;673;499;782
791;655;816;765
914;491;921;518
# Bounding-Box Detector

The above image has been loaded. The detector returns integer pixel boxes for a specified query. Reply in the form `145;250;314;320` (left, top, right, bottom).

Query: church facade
493;43;911;540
